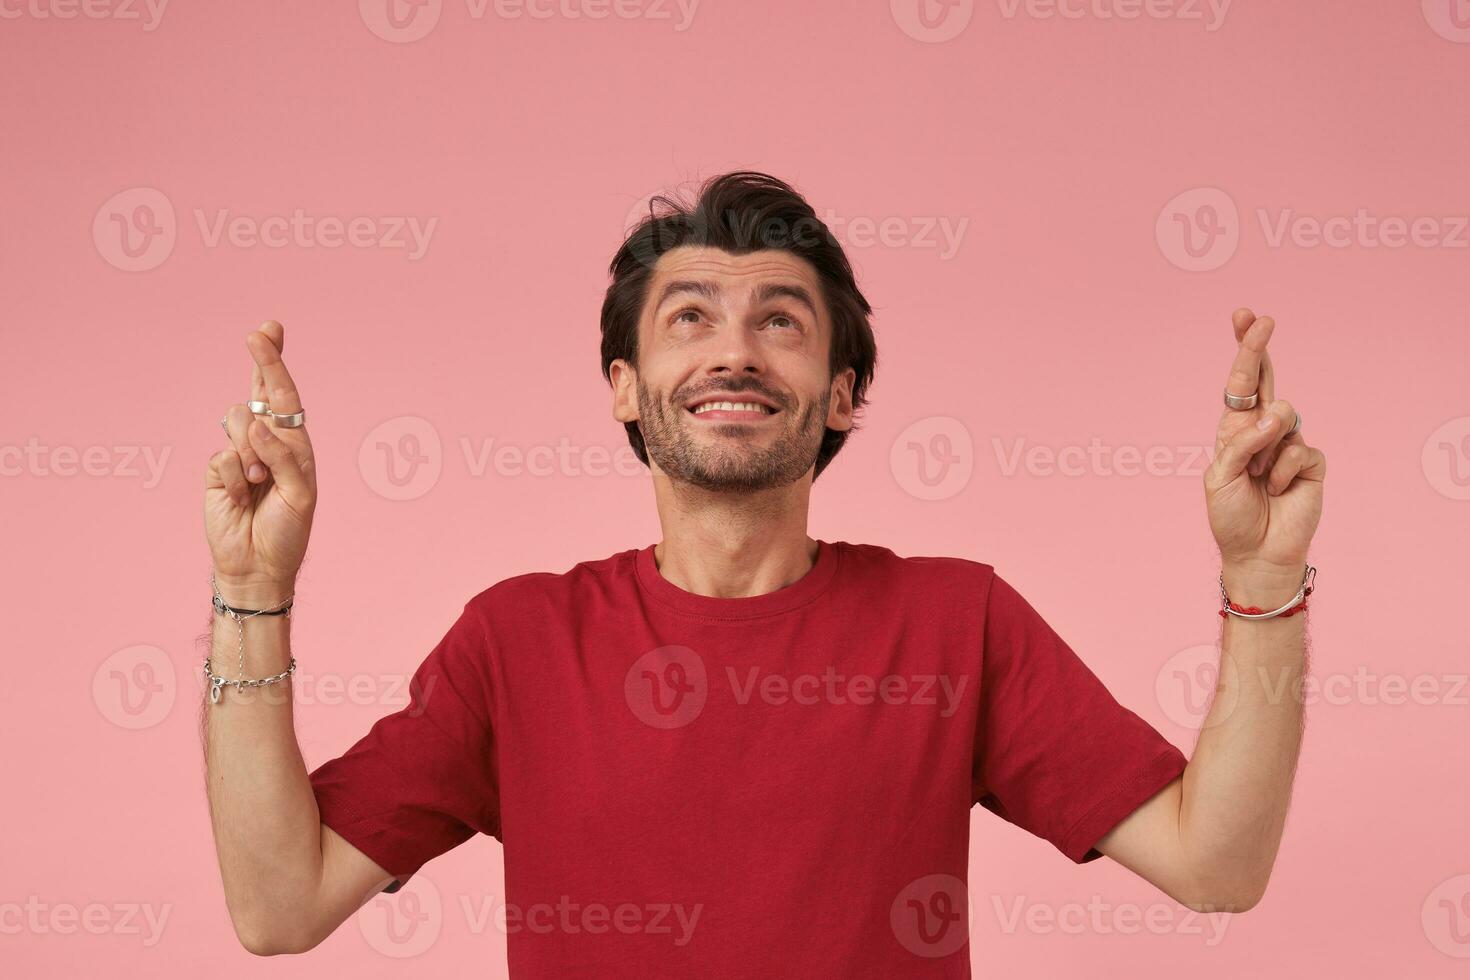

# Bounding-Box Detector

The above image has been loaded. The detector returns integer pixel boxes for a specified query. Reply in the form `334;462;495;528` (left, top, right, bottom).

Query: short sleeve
308;601;500;885
973;573;1187;863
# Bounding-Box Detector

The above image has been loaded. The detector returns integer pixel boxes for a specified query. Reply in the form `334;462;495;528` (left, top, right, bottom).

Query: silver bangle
1219;565;1315;620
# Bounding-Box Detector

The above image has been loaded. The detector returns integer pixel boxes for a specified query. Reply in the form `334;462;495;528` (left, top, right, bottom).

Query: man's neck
650;475;818;599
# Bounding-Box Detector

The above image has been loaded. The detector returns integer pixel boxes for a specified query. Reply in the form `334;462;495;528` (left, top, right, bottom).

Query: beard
636;377;828;492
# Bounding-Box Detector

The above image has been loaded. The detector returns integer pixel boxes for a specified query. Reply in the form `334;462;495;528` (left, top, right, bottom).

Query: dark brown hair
599;171;877;481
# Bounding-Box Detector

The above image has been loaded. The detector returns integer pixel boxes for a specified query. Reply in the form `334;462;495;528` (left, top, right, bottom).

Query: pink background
3;1;1468;975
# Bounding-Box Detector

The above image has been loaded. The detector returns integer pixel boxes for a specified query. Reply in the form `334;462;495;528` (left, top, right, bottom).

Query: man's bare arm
1095;309;1325;912
202;321;391;954
1097;598;1306;912
202;595;395;953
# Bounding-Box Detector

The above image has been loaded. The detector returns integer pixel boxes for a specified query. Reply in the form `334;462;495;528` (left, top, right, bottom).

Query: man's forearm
1181;563;1308;908
202;584;326;953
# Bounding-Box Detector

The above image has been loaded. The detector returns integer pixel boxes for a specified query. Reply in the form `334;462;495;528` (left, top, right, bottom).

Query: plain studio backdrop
2;1;1467;976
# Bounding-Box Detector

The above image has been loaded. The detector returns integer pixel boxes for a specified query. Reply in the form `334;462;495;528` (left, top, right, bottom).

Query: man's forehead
649;246;821;293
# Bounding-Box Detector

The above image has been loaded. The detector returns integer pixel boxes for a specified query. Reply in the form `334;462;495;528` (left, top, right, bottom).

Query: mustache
673;378;787;410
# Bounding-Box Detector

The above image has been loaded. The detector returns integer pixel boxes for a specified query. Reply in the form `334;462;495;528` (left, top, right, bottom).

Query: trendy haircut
599;171;878;481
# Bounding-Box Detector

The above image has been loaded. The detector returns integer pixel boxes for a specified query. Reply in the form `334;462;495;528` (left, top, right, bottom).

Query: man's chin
674;455;815;492
683;418;778;437
682;472;796;493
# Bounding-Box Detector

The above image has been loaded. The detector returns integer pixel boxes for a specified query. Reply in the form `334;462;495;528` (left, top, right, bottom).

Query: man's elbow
1177;874;1270;914
1180;891;1262;914
232;916;323;956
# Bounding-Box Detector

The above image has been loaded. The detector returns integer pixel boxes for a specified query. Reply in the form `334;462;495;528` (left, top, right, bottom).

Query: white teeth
692;401;772;415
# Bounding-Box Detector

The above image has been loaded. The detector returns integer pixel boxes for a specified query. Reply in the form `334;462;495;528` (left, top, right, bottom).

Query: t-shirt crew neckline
633;539;842;620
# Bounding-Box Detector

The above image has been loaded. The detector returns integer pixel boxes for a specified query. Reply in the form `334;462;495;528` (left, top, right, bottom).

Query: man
203;171;1325;976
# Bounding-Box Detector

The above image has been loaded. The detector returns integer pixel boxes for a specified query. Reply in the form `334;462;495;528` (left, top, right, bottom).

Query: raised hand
204;321;317;605
1204;308;1327;606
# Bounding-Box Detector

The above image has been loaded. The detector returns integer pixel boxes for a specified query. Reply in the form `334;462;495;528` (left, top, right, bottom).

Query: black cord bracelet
212;593;294;617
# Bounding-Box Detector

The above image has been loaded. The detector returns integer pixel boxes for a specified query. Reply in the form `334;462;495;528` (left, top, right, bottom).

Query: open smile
685;395;781;422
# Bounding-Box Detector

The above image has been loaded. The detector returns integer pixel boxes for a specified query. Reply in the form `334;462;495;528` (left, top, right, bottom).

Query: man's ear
610;359;639;423
825;367;856;432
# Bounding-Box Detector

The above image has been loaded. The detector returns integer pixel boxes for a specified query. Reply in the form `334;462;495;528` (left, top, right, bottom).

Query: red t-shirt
309;540;1187;976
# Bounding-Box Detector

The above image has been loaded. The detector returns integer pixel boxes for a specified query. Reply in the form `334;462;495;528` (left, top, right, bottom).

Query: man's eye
768;315;798;329
673;308;702;324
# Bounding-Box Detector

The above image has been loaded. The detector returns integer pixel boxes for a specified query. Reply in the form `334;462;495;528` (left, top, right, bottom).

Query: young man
203;172;1325;976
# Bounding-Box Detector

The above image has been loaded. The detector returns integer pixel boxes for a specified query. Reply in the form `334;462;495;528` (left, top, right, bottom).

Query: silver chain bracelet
207;574;297;704
203;656;298;704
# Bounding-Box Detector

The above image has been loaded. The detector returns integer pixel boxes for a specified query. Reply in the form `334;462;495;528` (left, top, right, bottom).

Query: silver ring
248;400;272;415
1223;389;1259;411
219;416;229;432
1286;411;1301;438
269;409;306;429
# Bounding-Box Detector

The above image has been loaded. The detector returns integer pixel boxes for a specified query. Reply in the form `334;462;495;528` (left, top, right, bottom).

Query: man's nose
706;320;767;377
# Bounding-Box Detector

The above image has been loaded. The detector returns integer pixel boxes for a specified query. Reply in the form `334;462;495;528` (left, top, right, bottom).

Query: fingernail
248;464;266;481
1257;416;1275;430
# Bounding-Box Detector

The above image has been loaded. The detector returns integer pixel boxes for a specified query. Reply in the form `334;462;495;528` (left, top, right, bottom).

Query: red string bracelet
1219;594;1310;619
1218;565;1316;620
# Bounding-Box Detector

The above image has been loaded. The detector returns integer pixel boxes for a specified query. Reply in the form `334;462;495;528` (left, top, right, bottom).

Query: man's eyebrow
654;280;722;308
652;280;819;317
753;282;818;315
